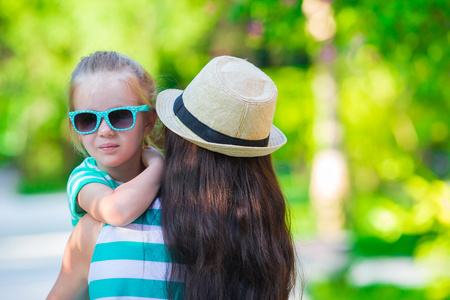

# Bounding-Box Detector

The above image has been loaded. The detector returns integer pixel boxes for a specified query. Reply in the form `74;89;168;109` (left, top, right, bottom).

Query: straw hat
156;55;287;157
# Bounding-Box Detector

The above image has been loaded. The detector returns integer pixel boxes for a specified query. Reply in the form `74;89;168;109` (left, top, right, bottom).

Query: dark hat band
173;93;269;147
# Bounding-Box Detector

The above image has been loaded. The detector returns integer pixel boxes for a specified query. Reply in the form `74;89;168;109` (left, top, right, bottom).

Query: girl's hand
142;146;164;168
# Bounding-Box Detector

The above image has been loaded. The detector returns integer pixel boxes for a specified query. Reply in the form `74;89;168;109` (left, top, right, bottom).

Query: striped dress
88;198;184;299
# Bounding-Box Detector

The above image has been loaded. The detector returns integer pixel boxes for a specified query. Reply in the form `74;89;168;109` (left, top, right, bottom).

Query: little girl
66;51;164;227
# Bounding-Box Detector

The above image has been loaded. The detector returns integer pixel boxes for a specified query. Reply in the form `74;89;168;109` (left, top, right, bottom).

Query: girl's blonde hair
67;51;158;156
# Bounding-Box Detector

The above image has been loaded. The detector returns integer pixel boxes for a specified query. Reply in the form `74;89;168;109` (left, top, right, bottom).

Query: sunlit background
0;0;449;299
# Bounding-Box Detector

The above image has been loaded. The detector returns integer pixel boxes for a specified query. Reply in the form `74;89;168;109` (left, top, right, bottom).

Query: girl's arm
47;214;102;300
78;147;164;226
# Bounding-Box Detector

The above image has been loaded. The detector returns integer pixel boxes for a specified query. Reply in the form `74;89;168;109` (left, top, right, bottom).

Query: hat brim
156;89;287;157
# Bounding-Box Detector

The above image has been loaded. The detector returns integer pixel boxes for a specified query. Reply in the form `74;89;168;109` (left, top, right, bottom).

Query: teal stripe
103;209;161;227
77;177;110;188
92;242;171;263
133;209;161;226
89;278;184;299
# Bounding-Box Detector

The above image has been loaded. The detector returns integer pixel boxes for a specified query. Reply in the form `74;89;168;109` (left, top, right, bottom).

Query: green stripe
89;278;184;299
133;209;161;226
91;242;171;263
103;209;161;227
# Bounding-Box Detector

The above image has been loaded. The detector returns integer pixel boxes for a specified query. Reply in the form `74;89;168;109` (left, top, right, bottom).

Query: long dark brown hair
161;129;296;300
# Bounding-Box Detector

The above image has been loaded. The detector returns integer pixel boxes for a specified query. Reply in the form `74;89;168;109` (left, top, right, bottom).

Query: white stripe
88;260;170;282
98;224;164;244
152;199;161;209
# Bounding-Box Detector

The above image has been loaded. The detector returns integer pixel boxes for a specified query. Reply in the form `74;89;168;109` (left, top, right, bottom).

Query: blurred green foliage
309;277;427;300
0;0;449;298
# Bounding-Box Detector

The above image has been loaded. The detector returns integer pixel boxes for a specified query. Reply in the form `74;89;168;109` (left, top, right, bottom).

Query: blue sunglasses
69;105;150;134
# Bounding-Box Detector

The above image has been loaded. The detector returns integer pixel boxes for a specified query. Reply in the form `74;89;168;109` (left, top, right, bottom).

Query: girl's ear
143;109;157;135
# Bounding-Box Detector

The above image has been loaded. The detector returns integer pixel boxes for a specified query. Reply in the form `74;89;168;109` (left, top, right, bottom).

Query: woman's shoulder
131;197;162;226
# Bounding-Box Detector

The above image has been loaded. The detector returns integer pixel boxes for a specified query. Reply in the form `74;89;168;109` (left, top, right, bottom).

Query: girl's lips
99;144;119;153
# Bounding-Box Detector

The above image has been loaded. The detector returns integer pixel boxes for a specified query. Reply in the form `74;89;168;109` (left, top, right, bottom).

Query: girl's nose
97;118;115;137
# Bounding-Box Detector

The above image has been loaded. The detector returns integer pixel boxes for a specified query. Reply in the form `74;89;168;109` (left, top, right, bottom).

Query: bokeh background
0;0;449;299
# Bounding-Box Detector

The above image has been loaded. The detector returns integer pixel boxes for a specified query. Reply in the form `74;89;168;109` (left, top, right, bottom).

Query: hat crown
182;56;277;141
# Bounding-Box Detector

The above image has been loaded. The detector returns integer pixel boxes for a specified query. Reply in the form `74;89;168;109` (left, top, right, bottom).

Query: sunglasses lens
109;109;134;129
74;113;97;133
